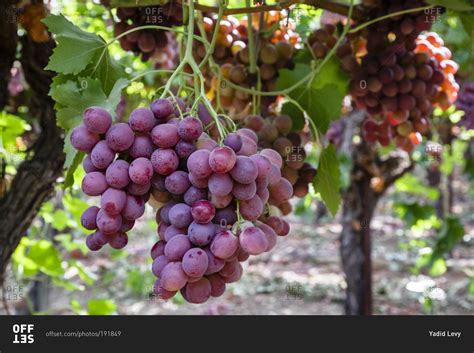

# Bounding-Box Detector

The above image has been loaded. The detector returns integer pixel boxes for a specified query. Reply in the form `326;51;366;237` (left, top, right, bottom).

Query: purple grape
83;155;99;173
232;181;256;201
230;156;258;184
82;171;108;196
151;240;166;259
204;248;225;275
86;234;101;251
260;148;283;168
250;154;272;180
159;200;178;224
91;140;115;169
240;226;268;255
160;262;188;291
184;277;211;303
188;173;209;188
101;187;127;215
182;248;209;278
210;193;233;209
178;117;203;142
83;107;112;134
165;170;191;194
268;164;282;186
164;234;192;261
257;222;277;252
153;279;177;300
175;140;196;159
223;133;243;152
157;222;168;241
210;229;239;260
92;230;110;247
269;178;293;204
187;221;216;246
219;259;239;277
213;204;237;227
151;148;179;175
209;146;237;174
197;103;213;125
106;123;135;152
236;135;258;156
183;186;208;206
222;262;243;283
96;209;122;234
105;160;130;189
109;232;128;249
208;274;226;297
257;187;270;204
127;181;151;196
191;200;215;224
187;149;212;178
196;136;219;151
70;125;100;153
150;123;180;148
129;135;154;159
208;173;233;197
81;206;99;230
150;98;174;120
152;255;170;277
164;225;186;242
129;157;153;185
168;203;192;228
236;128;258;143
151;174;167;192
122;195;145;221
240;195;264;221
120;219;135;232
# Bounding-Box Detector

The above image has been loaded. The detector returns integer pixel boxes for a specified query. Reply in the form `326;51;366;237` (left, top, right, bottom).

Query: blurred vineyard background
0;0;473;315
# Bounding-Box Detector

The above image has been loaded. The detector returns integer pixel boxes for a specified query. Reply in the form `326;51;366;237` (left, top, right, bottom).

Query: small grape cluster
243;114;317;209
350;1;458;152
456;82;474;130
113;3;182;64
194;13;301;112
308;24;357;73
71;97;294;304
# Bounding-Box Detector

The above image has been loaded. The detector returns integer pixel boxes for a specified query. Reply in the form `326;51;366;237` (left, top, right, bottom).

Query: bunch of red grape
349;0;458;152
71;97;294;304
456;82;474;130
308;24;358;73
193;12;301;112
243;114;317;209
113;3;182;64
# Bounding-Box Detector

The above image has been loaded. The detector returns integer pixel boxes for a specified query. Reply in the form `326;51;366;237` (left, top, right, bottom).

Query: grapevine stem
246;0;257;75
198;2;225;70
130;69;192;82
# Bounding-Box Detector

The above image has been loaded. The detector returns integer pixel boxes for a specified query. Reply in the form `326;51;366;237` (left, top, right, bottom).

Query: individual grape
236;247;250;262
150;240;166;259
92;230;110;247
157;221;168;240
209;146;237;173
153;279;177;300
187;221;216;246
91;140;115;169
259;43;278;64
83;107;112;134
191;200;216;224
269;178;293;204
70;125;100;153
204;248;226;275
151;149;179;175
109;232;128;249
86;234;101;251
207;274;226;297
182;248;209;278
183;186;208;206
127;181;151;196
81;206;99;230
96;209;122;234
249;154;272;180
151;123;180;148
168;203;192;228
122;195;145;221
106;123;135;152
208;173;234;197
274;115;293;135
239;195;264;221
105;160;130;189
160;262;188;291
196;135;219;151
82;171;108;196
213;204;237;227
101;187;127;215
268;164;282;186
184;277;211;303
222;262;243;283
164;170;190;195
230;156;258;184
256;222;277;252
129;107;155;132
138;32;156;53
188;173;209;188
239;226;268;255
282;167;299;185
236;128;258;143
223;133;243;152
164;225;186;242
260;148;283;168
273;137;293;157
218;259;240;277
129;135;154;159
129;157;153;185
210;229;239;260
83;155;98;173
164;234;192;261
187;149;212;178
232;181;256;201
150;98;174;120
152;255;170;277
175;140;196;159
151;174;167;192
178;117;203;142
257;187;270;204
210;193;233;209
236;135;258;157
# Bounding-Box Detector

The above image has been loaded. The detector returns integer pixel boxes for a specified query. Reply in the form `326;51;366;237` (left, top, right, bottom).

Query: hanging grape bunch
348;0;459;152
243;114;317;212
456;82;474;130
70;97;294;304
193;12;301;112
113;2;182;65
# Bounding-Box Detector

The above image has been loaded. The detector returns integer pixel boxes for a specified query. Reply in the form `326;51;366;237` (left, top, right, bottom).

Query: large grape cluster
70;97;293;304
456;82;474;130
193;12;301;112
349;0;458;152
113;3;182;65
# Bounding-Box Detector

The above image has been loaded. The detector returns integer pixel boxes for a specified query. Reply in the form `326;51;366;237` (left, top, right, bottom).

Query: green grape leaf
426;0;474;11
313;145;340;216
27;240;64;277
87;299;117;315
281;101;305;132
